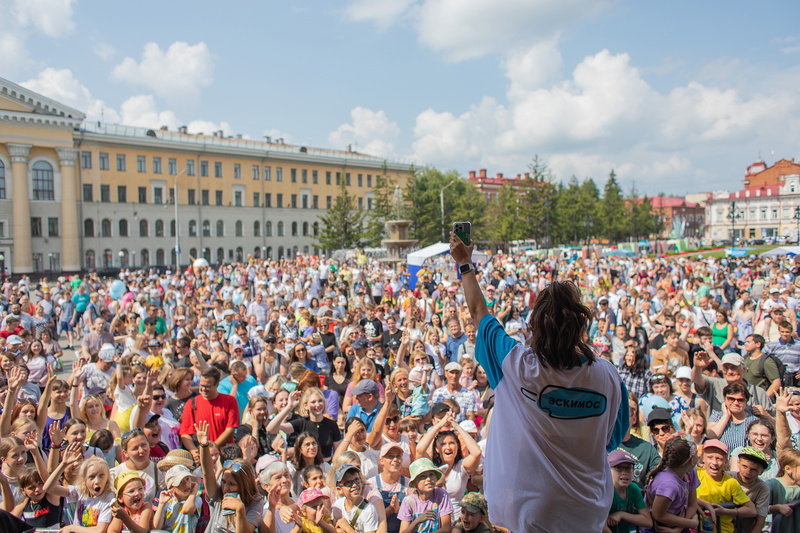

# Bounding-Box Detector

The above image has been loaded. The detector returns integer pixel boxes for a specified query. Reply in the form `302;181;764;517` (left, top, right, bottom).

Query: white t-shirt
110;461;162;502
476;314;627;533
332;497;379;533
439;459;469;518
66;485;114;527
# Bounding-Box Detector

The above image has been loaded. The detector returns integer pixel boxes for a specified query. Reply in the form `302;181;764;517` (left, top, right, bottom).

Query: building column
7;144;32;274
57;147;80;272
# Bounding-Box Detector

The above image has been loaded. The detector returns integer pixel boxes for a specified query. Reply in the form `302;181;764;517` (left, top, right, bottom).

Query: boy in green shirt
604;450;650;533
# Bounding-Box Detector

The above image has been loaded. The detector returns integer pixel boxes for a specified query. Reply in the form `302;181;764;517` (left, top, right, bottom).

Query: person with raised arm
448;231;628;533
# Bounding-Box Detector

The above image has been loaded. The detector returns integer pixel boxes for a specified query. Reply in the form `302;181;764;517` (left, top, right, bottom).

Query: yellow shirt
696;468;751;533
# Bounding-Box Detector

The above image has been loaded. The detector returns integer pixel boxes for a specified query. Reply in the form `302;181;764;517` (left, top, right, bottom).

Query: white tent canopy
760;246;800;257
407;242;489;287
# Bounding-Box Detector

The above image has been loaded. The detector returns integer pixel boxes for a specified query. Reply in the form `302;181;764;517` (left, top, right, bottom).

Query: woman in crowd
706;382;759;451
729;419;779;480
342;358;384;413
267;388;342;460
712;308;735;353
618;346;652;398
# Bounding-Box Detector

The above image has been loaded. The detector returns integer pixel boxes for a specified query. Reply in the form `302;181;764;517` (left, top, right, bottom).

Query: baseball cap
444;362;462;373
98;343;116;362
380;442;404;458
460;492;488;515
675;366;692;380
351;338;369;350
351;379;378;396
702;439;729;456
738;446;770;469
298;488;328;506
459;420;478;434
6;335;22;345
646;408;673;425
147;339;162;348
607;449;636;467
430;403;450;417
114;470;145;498
720;353;744;367
770;287;781;294
334;464;361;485
164;464;194;488
255;454;279;474
223;309;235;317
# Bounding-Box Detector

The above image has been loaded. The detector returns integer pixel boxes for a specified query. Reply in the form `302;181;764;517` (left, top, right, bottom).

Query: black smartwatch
459;263;476;275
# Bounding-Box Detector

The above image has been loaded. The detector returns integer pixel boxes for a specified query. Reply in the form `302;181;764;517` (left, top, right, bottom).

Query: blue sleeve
475;314;518;389
607;380;630;452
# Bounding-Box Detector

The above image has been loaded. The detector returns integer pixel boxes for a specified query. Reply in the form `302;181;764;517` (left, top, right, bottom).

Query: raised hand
384;386;397;405
194;420;210;447
288;390;302;409
137;394;152;410
8;365;25;390
63;441;84;465
49;420;64;446
775;388;790;414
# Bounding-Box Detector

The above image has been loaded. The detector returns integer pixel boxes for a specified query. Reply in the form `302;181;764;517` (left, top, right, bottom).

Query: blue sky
3;0;800;195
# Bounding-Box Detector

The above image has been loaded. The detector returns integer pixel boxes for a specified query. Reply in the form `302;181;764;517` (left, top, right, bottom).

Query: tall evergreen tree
578;178;600;243
489;184;525;246
598;170;627;242
522;155;558;248
315;180;366;252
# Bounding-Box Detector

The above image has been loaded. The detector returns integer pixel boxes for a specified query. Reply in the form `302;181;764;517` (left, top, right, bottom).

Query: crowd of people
1;247;800;532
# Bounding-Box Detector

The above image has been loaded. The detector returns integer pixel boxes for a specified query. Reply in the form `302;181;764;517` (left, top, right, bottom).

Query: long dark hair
645;436;692;488
432;430;463;466
529;281;594;370
624;348;649;375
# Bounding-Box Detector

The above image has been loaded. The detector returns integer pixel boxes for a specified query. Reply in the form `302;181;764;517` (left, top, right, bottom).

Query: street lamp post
440;180;457;242
727;202;742;243
118;250;124;268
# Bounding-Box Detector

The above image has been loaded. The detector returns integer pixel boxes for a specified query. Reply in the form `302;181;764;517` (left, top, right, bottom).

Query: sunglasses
386;417;400;424
122;428;145;440
650;374;667;382
612;465;634;473
726;397;746;404
152;395;166;401
223;460;244;472
650;425;673;435
338;478;362;489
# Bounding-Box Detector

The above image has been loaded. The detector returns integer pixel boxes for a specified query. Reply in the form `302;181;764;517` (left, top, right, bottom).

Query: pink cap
702;439;729;456
380;442;404;458
256;454;279;474
298;488;328;506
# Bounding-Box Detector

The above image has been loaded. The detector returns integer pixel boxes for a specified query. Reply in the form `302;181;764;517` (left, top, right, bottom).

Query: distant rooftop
80;122;410;166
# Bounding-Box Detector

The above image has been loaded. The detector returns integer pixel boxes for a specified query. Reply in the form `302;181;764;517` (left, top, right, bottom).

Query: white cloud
185;120;234;136
346;0;416;29
12;0;75;38
329;107;400;158
112;42;215;103
0;31;30;72
21;68;120;123
263;129;294;144
93;42;116;61
406;47;799;192
119;95;181;130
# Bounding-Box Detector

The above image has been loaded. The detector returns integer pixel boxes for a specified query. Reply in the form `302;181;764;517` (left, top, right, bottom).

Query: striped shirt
764;338;800;373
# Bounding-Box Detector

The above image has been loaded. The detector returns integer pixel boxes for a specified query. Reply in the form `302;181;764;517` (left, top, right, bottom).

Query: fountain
381;186;417;265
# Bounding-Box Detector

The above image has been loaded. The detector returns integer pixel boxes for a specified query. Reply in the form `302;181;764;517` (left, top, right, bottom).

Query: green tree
521;155;557;247
403;167;487;247
598;170;627;242
551;178;581;244
363;162;398;247
315;180;366;251
488;184;525;246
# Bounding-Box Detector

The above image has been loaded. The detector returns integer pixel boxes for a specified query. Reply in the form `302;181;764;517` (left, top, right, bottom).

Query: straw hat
157;449;195;471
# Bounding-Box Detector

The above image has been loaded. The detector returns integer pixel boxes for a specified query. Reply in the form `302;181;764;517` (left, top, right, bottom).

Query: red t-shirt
179;393;239;443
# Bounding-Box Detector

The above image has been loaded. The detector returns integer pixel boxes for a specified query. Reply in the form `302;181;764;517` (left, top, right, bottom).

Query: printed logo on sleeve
521;385;607;419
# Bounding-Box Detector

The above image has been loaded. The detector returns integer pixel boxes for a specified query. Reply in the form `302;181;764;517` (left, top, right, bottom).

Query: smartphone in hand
453;222;471;245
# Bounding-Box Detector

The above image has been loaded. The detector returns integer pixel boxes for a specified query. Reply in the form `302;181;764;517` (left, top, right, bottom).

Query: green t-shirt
609;483;646;533
743;354;780;390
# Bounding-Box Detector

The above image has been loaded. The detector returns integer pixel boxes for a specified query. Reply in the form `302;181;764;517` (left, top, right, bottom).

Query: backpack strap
349;498;368;529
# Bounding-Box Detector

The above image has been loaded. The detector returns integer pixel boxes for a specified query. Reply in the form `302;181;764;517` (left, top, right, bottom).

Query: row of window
83;218;319;238
84;245;315;270
79;152;382;187
30;217;59;237
81;184;375;210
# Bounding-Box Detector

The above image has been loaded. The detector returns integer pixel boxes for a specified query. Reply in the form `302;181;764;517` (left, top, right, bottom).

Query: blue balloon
110;280;127;300
232;292;244;306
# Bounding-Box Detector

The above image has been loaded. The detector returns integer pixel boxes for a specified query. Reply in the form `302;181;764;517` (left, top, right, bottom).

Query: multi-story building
705;159;800;242
649;196;705;238
0;77;413;274
468;169;539;203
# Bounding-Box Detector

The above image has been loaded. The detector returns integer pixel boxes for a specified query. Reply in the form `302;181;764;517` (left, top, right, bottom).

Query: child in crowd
696;439;755;533
291;487;334;533
332;464;379;533
452;492;492;533
397;458;452;533
109;471;153;533
603;450;650;533
644;437;701;532
43;443;115;533
12;465;62;529
0;434;47;508
153;465;201;533
766;450;800;533
731;447;771;533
